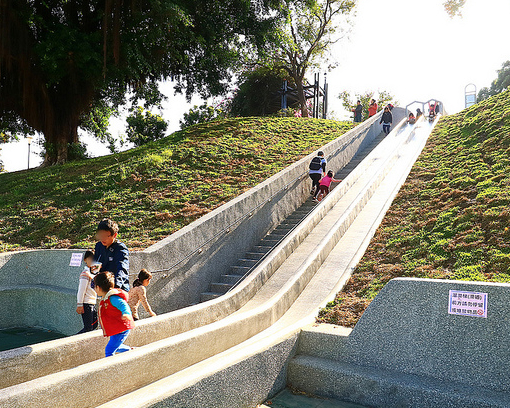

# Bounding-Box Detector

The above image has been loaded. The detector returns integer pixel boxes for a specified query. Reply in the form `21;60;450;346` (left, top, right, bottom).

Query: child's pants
105;330;131;357
382;123;391;135
78;304;98;333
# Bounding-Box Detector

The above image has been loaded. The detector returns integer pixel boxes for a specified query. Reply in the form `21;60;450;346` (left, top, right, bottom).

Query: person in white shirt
76;250;98;333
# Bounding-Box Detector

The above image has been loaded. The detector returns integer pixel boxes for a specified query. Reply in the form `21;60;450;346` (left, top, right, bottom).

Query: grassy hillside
0;117;353;252
318;89;510;327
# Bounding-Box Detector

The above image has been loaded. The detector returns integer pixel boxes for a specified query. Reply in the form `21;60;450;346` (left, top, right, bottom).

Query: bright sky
2;0;510;172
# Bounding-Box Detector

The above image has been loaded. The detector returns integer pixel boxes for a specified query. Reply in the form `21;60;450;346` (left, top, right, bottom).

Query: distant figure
94;271;135;357
429;101;437;120
386;103;394;111
435;102;441;115
408;112;416;124
94;219;130;292
314;170;342;202
76;250;98;333
368;99;378;117
380;106;393;135
416;108;423;118
352;100;363;122
309;151;327;198
128;269;157;321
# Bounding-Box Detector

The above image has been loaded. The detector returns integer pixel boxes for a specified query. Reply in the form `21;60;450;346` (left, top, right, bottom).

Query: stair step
200;292;221;302
230;265;252;275
260;238;280;247
210;282;233;294
219;274;245;285
245;252;265;260
265;232;287;240
253;245;273;253
287;355;508;408
236;258;258;267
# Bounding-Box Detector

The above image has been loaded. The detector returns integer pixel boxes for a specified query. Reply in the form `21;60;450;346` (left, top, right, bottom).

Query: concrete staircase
200;130;387;303
200;201;316;302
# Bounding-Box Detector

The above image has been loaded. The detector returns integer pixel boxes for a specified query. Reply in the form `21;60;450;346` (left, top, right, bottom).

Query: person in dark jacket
352;100;363;122
94;219;130;292
379;106;393;135
309;151;327;199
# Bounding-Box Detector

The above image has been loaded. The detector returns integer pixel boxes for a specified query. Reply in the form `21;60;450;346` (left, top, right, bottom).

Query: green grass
318;89;510;327
0;117;353;251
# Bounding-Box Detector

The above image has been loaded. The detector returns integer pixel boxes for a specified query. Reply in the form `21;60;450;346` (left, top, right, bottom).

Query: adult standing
94;219;130;292
379;106;393;135
352;100;363;123
368;99;378;117
309;151;326;199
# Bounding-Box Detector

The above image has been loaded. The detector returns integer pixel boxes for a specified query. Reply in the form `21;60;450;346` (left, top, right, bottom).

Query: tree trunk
41;114;80;166
295;77;308;117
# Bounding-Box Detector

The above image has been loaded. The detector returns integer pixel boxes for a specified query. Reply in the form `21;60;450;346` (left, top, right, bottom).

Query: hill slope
0;117;353;252
318;89;510;327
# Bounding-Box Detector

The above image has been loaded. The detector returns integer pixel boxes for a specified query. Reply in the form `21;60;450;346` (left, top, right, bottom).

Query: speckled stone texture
289;278;510;408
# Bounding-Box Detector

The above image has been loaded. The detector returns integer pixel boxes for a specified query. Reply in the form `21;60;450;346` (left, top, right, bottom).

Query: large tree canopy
0;0;285;164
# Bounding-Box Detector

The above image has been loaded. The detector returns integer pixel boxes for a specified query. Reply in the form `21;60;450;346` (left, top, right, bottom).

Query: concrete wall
289;278;510;408
0;111;405;336
347;277;510;393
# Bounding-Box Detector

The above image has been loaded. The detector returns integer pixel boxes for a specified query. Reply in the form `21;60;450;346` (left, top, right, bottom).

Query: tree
258;0;356;117
443;0;466;18
126;107;168;147
339;90;397;122
0;0;287;165
477;60;510;102
179;103;227;130
230;67;298;117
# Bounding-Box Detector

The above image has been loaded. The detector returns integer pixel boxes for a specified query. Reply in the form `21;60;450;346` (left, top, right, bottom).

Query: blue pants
105;330;131;357
382;124;391;135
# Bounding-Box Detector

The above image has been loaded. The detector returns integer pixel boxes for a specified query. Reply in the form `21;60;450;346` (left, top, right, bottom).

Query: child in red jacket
94;271;135;357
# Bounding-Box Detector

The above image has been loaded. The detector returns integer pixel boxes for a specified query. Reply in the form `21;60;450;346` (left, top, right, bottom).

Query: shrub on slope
318;89;510;327
0;117;353;251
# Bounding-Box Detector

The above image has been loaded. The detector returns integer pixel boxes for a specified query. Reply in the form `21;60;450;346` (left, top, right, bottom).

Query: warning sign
69;252;84;267
448;290;487;318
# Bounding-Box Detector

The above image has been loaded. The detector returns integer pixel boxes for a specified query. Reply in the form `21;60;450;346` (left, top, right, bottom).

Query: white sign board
448;290;487;318
69;252;84;267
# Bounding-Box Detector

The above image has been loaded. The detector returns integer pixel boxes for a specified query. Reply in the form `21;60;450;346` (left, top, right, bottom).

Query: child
94;271;135;357
128;269;157;320
76;250;98;333
314;170;342;202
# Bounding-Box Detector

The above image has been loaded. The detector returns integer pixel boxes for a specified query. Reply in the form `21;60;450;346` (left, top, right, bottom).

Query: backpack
309;156;322;171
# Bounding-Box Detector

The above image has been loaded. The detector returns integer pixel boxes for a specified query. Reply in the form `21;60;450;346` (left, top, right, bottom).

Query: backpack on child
309;156;322;170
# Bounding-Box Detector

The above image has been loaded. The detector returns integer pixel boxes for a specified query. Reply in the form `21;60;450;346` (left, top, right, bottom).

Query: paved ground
261;388;369;408
0;327;66;352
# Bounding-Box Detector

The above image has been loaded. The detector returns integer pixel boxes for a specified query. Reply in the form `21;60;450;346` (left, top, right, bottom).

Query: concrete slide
0;113;440;408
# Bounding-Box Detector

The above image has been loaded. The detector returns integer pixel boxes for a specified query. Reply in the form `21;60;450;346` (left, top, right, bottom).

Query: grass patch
318;89;510;327
0;117;353;251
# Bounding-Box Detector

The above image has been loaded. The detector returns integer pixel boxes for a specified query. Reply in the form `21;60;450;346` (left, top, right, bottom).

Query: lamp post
27;136;33;170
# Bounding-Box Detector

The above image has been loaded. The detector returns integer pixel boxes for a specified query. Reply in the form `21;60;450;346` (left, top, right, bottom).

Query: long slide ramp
0;111;441;408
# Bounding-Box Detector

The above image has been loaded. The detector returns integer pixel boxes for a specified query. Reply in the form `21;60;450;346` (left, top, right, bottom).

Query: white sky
2;0;510;172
